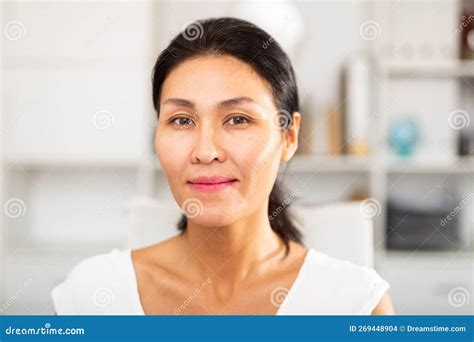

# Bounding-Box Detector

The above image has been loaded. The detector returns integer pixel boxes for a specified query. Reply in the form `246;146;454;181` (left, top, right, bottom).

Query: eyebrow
162;96;256;110
218;96;255;109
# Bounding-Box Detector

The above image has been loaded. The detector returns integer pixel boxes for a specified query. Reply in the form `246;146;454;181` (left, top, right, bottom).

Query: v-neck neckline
127;247;313;316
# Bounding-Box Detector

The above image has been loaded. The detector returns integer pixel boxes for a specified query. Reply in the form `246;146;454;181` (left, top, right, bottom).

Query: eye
226;115;250;126
171;116;195;127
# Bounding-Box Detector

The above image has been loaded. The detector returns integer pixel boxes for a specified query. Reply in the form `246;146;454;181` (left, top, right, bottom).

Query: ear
280;111;301;163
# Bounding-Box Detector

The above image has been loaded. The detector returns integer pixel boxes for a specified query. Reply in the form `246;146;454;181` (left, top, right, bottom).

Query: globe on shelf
388;118;420;157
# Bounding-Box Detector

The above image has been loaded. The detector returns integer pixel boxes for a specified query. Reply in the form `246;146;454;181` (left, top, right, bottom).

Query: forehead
160;55;275;108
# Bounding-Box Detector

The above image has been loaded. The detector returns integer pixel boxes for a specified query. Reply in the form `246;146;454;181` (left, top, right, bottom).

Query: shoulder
51;248;138;315
285;248;390;315
309;249;385;284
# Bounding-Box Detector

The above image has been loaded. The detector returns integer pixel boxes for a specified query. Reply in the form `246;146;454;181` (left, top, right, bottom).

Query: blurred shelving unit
387;156;474;174
379;60;474;78
370;0;474;315
284;155;373;173
373;58;474;250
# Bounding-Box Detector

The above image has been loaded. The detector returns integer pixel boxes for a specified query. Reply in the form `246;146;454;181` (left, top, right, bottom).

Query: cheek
229;131;282;199
155;130;189;184
247;148;281;196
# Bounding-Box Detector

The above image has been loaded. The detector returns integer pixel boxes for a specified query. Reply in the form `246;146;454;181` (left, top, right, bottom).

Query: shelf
4;156;144;170
283;154;373;173
375;248;474;269
387;156;474;175
379;60;474;78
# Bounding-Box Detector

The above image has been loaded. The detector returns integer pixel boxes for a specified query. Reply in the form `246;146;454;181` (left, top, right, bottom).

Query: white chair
127;197;374;268
292;201;374;268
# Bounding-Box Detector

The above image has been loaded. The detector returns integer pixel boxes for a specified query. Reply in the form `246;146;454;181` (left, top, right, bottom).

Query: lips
188;176;237;184
187;175;238;193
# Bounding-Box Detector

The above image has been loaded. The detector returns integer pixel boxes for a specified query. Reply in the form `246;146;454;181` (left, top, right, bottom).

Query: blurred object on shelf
327;104;343;155
386;196;460;251
388;117;420;157
344;54;372;155
460;2;474;59
347;140;370;155
348;190;369;202
374;1;459;62
457;129;474;156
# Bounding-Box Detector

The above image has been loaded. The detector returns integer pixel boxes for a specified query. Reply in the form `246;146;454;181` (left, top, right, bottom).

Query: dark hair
151;17;303;257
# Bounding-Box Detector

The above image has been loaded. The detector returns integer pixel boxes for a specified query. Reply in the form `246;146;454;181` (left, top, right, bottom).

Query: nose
191;122;225;164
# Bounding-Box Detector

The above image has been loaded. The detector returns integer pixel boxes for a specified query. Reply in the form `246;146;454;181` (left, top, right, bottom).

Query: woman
51;17;394;315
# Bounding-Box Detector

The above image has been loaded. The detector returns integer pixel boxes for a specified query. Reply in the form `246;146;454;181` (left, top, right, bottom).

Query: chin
187;207;239;227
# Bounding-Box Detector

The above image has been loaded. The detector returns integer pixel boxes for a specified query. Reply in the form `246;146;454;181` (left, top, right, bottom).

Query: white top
51;247;390;315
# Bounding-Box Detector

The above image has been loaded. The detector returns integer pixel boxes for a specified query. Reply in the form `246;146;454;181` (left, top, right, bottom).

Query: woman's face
155;55;299;227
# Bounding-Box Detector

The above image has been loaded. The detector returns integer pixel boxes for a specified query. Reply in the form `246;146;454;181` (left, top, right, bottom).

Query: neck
180;199;285;285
